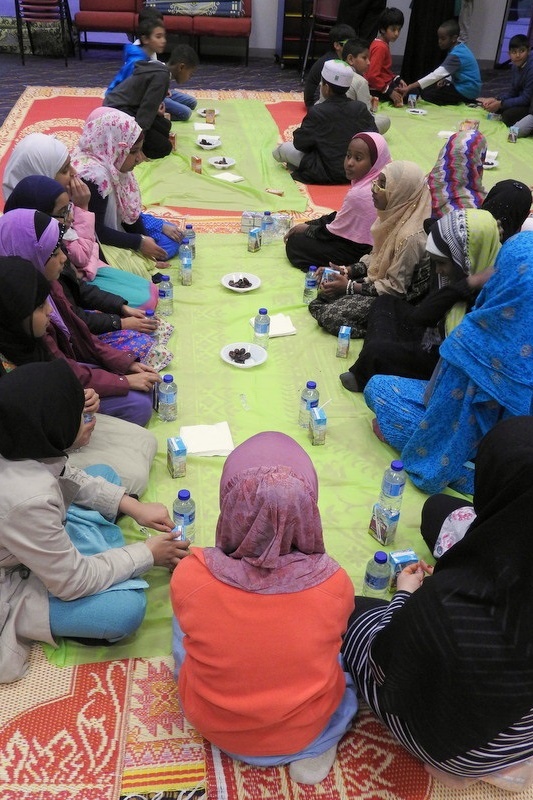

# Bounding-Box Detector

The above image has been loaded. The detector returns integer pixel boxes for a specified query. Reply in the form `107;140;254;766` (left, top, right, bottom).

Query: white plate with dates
196;135;221;149
221;272;261;292
209;156;236;169
220;342;268;368
197;108;220;117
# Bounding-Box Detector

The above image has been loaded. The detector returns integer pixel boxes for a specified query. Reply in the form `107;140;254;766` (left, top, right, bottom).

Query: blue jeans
164;90;197;121
48;464;148;641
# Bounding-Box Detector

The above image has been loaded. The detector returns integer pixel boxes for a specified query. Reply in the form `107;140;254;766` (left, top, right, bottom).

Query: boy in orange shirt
366;7;406;107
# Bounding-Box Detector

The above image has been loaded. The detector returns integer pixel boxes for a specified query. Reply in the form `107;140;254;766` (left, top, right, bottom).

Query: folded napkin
214;172;244;183
249;313;296;337
179;421;234;456
194;122;216;131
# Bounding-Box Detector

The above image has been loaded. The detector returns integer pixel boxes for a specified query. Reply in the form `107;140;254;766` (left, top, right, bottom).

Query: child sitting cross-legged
399;18;481;106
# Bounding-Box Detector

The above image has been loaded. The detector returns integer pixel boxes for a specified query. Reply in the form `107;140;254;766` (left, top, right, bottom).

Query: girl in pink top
284;132;391;271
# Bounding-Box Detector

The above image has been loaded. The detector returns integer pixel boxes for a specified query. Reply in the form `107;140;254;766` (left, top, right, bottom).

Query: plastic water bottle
369;460;407;546
261;211;275;245
363;551;390;598
173;489;195;543
158;374;177;421
253;307;270;349
303;265;318;304
298;380;319;427
145;308;158;340
185;223;196;259
179;238;192;285
158;274;173;316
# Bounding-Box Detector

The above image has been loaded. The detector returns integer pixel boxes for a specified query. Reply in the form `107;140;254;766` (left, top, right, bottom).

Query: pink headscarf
327;131;392;245
202;432;340;594
71;107;142;225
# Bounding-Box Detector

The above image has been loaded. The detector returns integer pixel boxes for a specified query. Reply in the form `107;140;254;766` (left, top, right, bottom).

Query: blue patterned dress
364;232;533;494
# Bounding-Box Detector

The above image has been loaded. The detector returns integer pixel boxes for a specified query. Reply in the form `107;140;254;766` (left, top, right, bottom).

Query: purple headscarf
203;432;340;594
0;209;68;334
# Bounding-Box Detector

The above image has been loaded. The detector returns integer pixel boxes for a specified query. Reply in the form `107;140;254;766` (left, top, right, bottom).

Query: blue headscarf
440;231;533;416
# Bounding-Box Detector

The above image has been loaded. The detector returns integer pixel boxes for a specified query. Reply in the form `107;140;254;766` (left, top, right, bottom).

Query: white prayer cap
321;59;353;88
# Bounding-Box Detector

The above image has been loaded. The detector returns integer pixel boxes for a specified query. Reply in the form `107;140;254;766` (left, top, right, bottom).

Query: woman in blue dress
364;231;533;495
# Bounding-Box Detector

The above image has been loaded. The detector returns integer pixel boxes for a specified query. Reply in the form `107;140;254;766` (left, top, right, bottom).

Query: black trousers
421;82;471;106
285;230;371;272
143;114;172;160
420;494;474;552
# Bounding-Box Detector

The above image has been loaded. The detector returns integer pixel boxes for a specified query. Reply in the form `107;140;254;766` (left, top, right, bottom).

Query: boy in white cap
272;59;377;184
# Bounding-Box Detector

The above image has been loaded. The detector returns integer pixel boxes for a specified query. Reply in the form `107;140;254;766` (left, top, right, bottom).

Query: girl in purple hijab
0;209;160;427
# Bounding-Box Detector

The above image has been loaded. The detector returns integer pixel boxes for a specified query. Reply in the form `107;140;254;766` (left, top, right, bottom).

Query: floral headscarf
71;108;143;225
203;432;340;594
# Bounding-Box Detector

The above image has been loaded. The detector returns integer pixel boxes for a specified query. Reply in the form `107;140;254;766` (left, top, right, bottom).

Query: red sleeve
366;39;393;93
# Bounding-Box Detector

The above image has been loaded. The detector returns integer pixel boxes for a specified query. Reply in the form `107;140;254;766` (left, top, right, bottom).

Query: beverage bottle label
382;478;405;497
364;571;389;591
161;390;177;404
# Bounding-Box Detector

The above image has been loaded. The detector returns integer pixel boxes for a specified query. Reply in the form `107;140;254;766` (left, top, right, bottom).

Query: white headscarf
2;133;69;201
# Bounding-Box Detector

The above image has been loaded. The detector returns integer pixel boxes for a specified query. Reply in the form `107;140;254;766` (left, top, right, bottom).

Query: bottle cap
309;265;317;272
178;489;191;501
182;238;190;244
259;308;268;315
264;210;271;215
306;380;317;389
163;374;174;383
374;551;388;564
161;274;170;282
391;460;404;471
145;309;155;318
186;223;193;229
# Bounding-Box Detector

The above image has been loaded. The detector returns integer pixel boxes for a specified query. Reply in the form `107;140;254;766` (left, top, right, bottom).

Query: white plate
221;272;261;292
197;135;221;150
406;108;427;116
208;156;236;170
220;342;268;368
197;108;220;117
483;160;499;170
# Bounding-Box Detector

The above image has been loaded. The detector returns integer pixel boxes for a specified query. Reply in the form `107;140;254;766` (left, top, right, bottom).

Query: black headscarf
482;179;532;242
370;416;533;762
0;360;85;459
0;256;51;365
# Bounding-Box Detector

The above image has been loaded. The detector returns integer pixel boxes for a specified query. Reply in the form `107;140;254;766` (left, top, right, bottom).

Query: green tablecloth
48;232;437;667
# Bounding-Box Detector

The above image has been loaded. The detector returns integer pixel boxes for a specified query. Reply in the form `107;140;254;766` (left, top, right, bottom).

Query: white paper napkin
249;313;296;337
215;172;245;183
179;421;234;456
194;122;216;131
